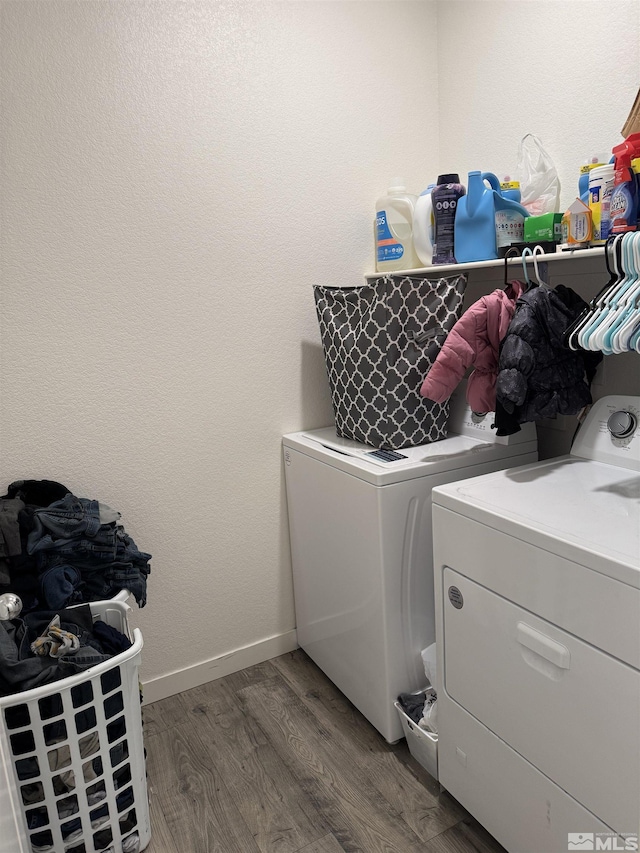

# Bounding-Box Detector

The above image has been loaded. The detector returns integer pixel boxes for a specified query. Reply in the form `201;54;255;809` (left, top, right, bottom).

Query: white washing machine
432;395;640;853
282;388;538;743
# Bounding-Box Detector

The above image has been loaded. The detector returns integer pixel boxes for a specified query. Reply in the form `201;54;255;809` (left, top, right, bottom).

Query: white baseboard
141;629;299;705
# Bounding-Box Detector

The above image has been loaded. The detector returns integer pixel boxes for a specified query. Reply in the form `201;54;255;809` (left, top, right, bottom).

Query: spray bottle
611;137;640;233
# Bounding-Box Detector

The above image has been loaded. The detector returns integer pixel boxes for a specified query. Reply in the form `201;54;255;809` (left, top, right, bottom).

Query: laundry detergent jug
375;180;419;272
455;171;528;263
495;189;529;250
412;183;436;266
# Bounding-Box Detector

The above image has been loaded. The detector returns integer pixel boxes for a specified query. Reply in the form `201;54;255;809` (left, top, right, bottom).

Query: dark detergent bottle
432;173;466;264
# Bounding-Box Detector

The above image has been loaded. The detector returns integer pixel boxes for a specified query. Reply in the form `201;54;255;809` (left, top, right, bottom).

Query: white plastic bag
418;643;438;731
421;642;437;687
419;691;438;733
517;133;561;216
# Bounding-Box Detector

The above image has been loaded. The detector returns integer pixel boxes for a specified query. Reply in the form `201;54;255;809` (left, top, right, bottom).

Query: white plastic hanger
589;232;635;352
591;232;639;353
532;245;550;289
565;235;621;351
609;233;640;352
578;234;630;350
520;247;533;290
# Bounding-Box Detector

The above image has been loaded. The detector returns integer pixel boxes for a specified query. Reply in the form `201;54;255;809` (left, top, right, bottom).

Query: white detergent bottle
412;183;436;267
375;179;419;272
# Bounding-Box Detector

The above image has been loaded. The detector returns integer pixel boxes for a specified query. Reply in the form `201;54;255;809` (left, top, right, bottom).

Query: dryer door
442;567;640;835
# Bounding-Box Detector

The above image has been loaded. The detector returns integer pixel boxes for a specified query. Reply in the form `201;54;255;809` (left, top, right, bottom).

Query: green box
524;213;564;243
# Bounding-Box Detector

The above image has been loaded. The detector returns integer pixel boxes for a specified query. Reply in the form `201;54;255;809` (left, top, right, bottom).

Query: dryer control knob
607;410;637;439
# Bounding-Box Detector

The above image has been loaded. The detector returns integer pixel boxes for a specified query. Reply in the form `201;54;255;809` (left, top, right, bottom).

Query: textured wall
435;0;640;459
0;1;440;693
2;0;638;698
436;0;640;211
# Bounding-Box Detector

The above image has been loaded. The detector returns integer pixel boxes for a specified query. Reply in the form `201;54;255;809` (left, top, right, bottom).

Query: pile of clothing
420;280;603;435
0;481;149;851
0;479;151;614
397;688;438;733
0;603;132;696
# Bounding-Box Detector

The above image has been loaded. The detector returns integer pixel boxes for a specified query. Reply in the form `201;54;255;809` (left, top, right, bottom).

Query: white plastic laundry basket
0;599;150;853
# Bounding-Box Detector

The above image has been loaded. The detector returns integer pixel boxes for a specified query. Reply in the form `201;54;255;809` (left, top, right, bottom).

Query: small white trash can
395;693;438;781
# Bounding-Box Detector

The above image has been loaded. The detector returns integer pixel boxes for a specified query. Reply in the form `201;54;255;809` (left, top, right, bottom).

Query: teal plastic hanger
578;233;630;350
593;232;639;353
565;235;621;351
610;233;640;352
629;319;640;351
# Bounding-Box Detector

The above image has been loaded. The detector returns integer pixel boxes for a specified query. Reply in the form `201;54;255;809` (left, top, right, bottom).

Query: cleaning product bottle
610;149;638;234
375;180;419;272
412;183;436;267
579;157;605;204
454;171;528;263
431;174;466;265
633;158;640;228
588;163;616;243
500;177;521;203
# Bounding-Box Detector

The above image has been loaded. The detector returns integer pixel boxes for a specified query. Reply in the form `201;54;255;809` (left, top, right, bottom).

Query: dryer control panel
607;409;637;440
572;395;640;470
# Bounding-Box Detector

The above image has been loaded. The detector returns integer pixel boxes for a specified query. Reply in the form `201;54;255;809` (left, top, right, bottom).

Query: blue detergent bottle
495;187;529;251
455;171;528;263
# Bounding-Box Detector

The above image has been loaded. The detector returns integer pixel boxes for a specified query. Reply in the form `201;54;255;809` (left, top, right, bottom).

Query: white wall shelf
365;246;606;280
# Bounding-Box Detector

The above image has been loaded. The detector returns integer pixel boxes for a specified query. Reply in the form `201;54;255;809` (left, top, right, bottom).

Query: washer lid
282;423;538;486
432;455;640;587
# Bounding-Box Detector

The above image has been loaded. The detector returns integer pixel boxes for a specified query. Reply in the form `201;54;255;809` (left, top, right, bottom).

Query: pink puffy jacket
420;281;524;413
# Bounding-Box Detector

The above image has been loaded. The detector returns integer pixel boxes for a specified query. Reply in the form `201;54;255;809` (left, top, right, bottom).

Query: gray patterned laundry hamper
314;273;468;449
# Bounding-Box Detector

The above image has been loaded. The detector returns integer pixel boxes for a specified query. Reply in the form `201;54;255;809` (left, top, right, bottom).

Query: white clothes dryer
283;388;538;743
432;395;640;853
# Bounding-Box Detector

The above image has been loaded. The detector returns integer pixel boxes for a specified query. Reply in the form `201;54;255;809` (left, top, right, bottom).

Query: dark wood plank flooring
141;649;505;853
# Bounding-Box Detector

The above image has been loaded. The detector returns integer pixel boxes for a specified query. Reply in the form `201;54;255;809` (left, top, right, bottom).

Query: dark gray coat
495;285;602;436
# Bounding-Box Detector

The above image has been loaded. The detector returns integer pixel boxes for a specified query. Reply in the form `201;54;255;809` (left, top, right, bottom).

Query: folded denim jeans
38;564;83;610
28;496;121;552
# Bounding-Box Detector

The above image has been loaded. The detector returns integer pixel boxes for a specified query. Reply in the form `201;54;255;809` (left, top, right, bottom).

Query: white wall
1;1;639;702
436;0;640;458
437;0;640;211
0;1;440;700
